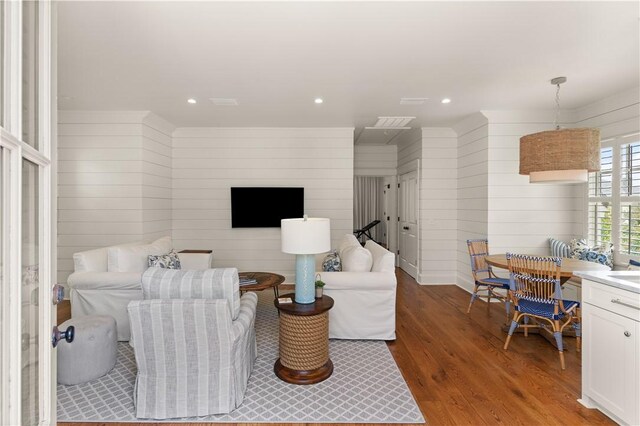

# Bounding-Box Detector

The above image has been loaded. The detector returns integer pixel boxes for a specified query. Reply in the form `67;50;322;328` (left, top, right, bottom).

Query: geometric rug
57;292;425;423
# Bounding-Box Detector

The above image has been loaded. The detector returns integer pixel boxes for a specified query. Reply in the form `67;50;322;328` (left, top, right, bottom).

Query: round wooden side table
238;271;285;299
274;293;334;385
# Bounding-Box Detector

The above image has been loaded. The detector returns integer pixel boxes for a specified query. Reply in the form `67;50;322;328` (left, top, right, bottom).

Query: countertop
575;270;640;294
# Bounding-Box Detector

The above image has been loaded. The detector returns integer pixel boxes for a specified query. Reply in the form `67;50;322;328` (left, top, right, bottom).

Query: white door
1;1;57;424
398;170;418;278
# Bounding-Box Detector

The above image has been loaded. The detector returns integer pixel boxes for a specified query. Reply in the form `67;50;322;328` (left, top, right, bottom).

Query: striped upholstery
142;267;240;320
129;267;257;419
549;238;570;258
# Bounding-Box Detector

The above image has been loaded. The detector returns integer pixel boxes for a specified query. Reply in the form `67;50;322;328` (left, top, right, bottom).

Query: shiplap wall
171;127;354;283
454;113;489;290
141;114;174;241
57;111;148;282
484;110;583;256
354;145;397;176
396;128;422;170
420;128;457;284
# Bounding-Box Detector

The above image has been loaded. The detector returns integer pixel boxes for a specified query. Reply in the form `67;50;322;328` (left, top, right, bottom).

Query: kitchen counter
575;270;640;294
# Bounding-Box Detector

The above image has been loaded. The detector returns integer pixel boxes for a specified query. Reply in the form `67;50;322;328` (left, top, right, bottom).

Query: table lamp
281;216;331;304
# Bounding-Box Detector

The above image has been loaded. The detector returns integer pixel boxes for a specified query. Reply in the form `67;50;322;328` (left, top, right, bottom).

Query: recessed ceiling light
314;98;324;104
441;98;451;104
187;98;197;104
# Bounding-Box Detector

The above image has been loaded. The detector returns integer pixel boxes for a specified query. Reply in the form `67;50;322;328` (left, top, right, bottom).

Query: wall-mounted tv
231;187;304;228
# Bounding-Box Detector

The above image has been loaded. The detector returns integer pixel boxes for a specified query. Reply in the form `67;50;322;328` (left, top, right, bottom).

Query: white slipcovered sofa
320;234;397;340
67;236;213;341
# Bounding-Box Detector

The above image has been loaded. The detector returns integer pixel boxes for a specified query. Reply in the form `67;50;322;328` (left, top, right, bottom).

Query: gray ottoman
57;315;117;385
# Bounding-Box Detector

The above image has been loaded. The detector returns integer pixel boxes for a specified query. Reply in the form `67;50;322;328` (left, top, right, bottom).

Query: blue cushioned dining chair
503;253;581;370
466;239;510;319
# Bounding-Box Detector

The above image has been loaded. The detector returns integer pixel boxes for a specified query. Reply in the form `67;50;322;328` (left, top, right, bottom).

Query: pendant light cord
554;83;561;130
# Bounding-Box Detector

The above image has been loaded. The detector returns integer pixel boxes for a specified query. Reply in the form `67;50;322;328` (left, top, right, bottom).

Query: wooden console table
274;293;334;385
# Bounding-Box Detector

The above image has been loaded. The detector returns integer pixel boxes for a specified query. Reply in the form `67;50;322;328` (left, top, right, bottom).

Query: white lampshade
281;217;331;254
529;169;588;184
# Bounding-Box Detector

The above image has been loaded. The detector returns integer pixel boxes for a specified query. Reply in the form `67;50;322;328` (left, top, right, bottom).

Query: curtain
353;176;385;244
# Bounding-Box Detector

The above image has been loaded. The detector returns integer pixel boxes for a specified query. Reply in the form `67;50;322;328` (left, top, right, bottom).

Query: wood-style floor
57;269;613;426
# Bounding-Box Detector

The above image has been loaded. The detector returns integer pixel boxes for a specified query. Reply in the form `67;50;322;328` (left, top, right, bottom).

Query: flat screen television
231;187;304;228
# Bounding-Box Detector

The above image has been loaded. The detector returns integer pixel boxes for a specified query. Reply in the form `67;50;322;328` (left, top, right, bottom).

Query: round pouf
57;315;117;385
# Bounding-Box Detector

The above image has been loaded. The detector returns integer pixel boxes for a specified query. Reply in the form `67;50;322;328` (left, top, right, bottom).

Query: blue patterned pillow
148;250;182;269
322;250;342;272
549;238;570;258
569;239;613;269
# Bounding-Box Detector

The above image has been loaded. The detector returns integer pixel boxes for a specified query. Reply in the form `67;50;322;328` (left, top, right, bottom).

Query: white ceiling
58;1;640;144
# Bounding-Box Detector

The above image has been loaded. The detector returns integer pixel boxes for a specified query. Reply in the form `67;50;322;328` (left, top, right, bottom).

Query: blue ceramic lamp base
294;254;316;304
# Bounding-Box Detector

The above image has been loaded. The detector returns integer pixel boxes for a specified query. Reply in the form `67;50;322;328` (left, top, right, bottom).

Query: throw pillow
148;236;172;255
341;244;373;272
107;245;152;273
322;250;342;272
549;237;570;258
148;250;182;269
569;238;613;269
628;259;640;271
338;234;360;259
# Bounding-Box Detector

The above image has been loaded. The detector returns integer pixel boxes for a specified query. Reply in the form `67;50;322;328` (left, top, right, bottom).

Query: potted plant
315;274;325;299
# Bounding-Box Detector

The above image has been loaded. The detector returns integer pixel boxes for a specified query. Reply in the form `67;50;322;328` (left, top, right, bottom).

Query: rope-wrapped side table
274;293;334;384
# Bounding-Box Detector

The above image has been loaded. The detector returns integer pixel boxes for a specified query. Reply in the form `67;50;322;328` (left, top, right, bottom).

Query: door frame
397;159;420;280
1;0;56;424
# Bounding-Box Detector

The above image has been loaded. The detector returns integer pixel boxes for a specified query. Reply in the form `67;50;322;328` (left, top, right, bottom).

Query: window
587;134;640;263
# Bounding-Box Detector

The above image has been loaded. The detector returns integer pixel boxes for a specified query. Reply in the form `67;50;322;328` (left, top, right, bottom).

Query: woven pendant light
519;77;601;184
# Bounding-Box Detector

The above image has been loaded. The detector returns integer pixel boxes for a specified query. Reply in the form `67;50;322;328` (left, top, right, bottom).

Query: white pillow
149;236;172;255
365;240;395;273
108;245;151;273
338;234;360;258
341;244;373;272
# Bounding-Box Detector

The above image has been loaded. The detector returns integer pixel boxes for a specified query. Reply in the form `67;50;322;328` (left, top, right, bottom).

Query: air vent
365;116;415;130
400;97;428;105
209;98;239;106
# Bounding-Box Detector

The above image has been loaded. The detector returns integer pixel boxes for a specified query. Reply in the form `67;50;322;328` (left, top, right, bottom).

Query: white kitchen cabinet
580;277;640;426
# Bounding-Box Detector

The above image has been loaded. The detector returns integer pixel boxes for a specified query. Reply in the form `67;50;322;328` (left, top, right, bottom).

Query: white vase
315;287;323;299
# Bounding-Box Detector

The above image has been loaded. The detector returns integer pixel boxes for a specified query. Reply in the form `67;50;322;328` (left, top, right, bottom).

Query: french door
1;1;56;424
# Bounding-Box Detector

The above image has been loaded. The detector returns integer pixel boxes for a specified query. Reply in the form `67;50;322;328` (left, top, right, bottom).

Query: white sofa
67;236;213;341
320;234;397;340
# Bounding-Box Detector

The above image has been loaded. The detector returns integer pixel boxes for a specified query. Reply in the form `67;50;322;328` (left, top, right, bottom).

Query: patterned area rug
57;292;425;423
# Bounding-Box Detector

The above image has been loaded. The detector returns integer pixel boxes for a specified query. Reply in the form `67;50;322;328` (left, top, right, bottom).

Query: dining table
485;254;610;284
484;253;610;348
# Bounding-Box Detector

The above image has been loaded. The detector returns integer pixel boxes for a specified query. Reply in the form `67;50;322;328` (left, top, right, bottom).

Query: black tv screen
231;187;304;228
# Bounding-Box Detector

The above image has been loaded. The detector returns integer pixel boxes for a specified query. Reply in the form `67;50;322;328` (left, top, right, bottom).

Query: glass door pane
21;159;39;425
22;1;39;148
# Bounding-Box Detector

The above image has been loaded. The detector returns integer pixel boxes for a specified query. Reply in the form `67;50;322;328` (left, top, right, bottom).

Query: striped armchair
127;267;257;419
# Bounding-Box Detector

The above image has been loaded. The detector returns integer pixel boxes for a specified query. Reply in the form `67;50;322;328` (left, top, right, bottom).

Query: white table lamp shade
281;218;331;254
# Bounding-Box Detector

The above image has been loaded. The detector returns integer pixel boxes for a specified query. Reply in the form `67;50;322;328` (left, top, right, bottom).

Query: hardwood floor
57;269;613;426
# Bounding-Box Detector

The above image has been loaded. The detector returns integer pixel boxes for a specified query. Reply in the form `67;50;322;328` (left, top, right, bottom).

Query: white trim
0;1;55;423
38;0;54;422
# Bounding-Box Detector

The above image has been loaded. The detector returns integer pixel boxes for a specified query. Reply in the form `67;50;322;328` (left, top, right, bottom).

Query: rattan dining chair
466;239;510;319
503;253;581;370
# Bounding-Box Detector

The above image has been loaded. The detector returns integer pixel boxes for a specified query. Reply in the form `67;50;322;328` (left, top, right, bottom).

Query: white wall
484;110;583;255
354;145;397;176
454;113;489;290
141;114;174;241
419;128;457;284
171;127;354;283
58;111;147;282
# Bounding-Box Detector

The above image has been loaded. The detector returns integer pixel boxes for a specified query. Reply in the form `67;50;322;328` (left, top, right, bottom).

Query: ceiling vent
400;97;428;105
365;116;415;130
209;98;239;106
